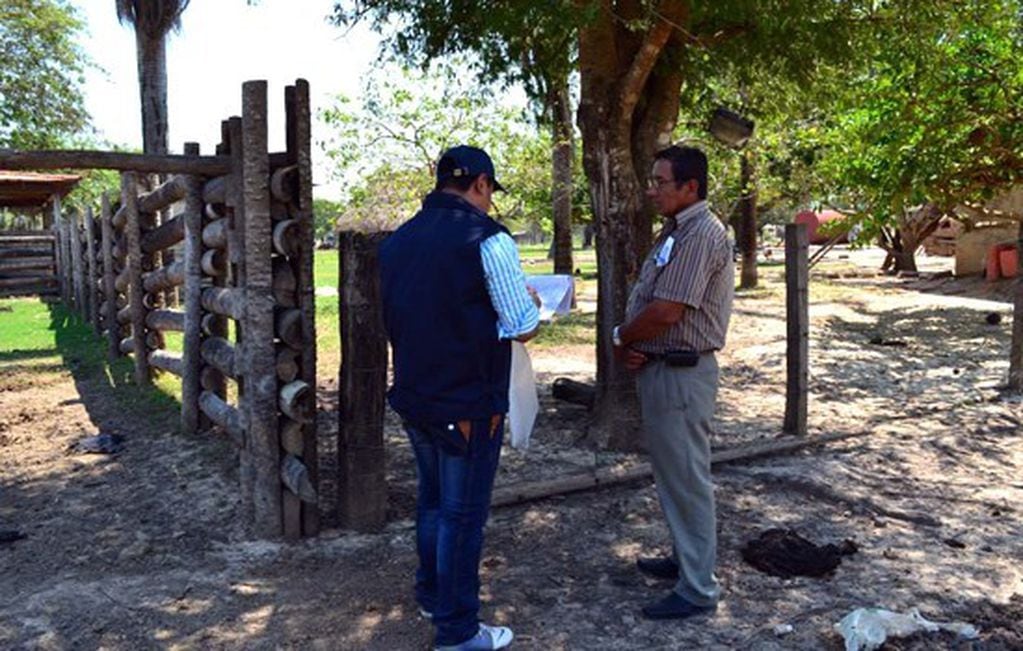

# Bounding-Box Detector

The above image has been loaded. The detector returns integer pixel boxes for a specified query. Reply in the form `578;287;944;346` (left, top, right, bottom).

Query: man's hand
623;348;648;371
526;285;541;309
614;343;648;371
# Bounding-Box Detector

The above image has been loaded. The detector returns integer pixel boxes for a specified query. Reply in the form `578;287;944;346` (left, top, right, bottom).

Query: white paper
655;235;675;267
508;341;539;450
525;274;574;321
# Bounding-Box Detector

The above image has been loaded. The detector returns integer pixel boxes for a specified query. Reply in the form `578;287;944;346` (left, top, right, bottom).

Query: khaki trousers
636;354;721;606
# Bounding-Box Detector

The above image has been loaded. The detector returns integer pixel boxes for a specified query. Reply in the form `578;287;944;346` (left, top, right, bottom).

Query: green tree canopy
320;61;559;233
816;1;1023;221
0;0;90;149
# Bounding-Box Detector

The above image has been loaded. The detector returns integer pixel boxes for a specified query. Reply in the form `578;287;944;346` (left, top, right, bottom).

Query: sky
77;0;382;199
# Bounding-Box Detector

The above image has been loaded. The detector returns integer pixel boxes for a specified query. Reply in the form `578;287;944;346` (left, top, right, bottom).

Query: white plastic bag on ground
507;341;539;450
835;607;979;651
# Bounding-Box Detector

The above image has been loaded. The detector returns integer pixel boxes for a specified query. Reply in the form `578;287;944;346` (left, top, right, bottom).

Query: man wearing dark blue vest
379;145;540;651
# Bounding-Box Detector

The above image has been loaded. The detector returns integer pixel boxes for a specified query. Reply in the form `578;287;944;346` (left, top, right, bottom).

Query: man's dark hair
435;154;483;192
654;145;708;200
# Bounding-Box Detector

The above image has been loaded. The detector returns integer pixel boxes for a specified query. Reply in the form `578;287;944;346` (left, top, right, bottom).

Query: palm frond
114;0;191;37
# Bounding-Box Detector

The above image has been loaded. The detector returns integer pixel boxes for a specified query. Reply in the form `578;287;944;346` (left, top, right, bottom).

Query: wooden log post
182;142;204;434
276;346;299;383
149;349;184;376
337;230;389;532
222;114;257;522
51;200;65;304
198;121;234;465
201;249;227;277
142;260;185;294
201;287;246;320
50;215;62;302
288;79;319;537
202;218;229;250
145;308;185;332
241;80;282;538
122;172;150;385
85;206;100;332
64;218;74;306
200;336;237;378
141;213;185;255
279;380;313;423
784;223;809;436
104;193;126;360
1008;222;1023;392
62;217;73;306
0;149;232;176
69;211;85;316
199;391;245;447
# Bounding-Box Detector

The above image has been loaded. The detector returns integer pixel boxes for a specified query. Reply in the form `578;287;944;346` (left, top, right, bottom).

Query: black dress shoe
641;592;717;620
636;556;679;579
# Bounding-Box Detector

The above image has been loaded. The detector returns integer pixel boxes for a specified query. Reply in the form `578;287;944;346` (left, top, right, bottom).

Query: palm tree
115;0;190;155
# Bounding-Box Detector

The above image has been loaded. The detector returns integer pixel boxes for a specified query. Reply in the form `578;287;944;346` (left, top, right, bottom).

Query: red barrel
794;210;849;245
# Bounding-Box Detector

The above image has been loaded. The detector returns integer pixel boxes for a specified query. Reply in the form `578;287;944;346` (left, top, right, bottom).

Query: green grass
517;244;598;280
0;297;180;420
315;250;338;288
532;311;597;348
0;298;62;354
307;246;599;360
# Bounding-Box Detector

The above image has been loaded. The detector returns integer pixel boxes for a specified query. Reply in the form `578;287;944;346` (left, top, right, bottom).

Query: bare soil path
1;250;1021;650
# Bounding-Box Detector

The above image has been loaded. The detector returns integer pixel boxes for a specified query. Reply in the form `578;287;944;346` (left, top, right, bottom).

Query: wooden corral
3;80;318;540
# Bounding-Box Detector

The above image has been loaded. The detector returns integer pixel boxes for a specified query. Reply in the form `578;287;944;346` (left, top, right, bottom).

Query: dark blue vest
379;191;512;424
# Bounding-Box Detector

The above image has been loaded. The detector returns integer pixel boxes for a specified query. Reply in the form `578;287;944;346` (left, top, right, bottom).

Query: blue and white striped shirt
480;232;540;339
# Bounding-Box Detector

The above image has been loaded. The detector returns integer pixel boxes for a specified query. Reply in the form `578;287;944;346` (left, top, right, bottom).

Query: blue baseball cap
436;145;506;192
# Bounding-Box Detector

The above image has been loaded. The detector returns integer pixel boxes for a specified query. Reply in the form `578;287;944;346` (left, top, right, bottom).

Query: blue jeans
406;417;504;647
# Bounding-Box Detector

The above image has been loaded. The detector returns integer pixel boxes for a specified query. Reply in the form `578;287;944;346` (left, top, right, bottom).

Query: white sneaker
435;623;514;650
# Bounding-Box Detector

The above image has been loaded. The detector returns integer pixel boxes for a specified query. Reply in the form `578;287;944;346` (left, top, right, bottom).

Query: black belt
641;350;715;360
640;349;715;367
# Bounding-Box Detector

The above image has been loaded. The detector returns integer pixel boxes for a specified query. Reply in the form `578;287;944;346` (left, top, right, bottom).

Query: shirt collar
423;190;486;217
673;200;708;227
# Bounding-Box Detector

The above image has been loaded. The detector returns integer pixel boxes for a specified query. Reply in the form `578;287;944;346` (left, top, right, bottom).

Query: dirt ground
2;248;1022;650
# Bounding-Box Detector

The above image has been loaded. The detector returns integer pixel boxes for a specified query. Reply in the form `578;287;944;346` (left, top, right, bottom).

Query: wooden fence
40;80;318;540
0;230;57;298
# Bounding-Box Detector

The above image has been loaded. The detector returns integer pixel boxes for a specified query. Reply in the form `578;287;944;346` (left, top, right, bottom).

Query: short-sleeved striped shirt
625;200;734;354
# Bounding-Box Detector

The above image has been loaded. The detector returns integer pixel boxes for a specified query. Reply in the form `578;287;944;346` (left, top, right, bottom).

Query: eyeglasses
647;177;677;191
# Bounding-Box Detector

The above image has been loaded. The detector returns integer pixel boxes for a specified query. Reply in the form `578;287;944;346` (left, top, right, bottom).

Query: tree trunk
135;33;168;155
550;76;574;276
1008;221;1023;391
892;247;918;273
578;2;687;451
738;152;758;288
582;223;595;249
883;206;942;274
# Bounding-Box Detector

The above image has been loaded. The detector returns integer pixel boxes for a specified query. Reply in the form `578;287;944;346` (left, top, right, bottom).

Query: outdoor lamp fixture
709;107;755;148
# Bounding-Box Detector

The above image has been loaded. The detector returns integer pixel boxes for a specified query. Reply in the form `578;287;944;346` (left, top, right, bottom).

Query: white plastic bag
835;607;979;651
507;341;539;450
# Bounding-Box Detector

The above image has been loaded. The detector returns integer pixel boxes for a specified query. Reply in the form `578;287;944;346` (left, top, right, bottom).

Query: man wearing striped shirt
612;145;734;621
379;145;539;651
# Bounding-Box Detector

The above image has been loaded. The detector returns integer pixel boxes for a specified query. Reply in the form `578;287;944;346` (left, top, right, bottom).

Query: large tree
0;0;90;149
811;1;1023;389
814;1;1023;271
335;1;866;448
335;2;579;272
115;0;189;155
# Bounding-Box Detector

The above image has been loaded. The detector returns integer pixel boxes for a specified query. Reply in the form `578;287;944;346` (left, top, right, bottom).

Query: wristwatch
612;325;623;347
